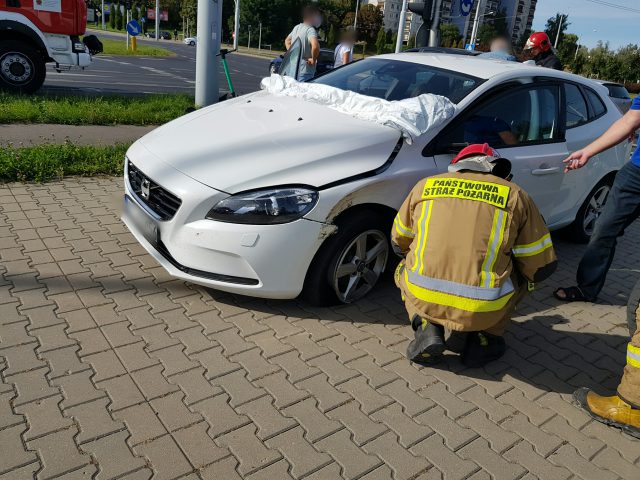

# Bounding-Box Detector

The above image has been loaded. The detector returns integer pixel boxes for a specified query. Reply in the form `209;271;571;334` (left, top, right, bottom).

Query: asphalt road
42;31;270;96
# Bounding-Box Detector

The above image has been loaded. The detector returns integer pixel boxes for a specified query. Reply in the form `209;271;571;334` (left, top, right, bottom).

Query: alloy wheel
582;184;610;236
332;230;388;303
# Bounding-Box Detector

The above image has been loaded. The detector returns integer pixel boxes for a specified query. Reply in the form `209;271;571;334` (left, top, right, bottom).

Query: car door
429;81;569;224
279;38;302;79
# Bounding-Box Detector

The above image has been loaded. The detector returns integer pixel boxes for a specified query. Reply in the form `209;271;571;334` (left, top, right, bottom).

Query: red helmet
525;32;552;52
451;143;500;164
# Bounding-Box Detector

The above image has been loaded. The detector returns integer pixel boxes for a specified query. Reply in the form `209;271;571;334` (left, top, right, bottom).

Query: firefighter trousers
618;321;640;408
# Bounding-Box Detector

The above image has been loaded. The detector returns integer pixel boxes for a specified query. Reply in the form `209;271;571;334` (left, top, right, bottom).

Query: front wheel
0;40;46;94
189;41;195;46
567;177;613;243
303;212;390;306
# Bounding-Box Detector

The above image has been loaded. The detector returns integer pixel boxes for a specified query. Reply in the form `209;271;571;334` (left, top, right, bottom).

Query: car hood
135;91;401;193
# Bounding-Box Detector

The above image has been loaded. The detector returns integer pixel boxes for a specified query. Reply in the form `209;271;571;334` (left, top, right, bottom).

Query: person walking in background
285;5;321;82
478;36;517;62
334;29;355;68
554;98;640;302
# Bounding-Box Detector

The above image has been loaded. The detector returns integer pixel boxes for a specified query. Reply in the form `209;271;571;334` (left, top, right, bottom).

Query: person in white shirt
334;29;355;68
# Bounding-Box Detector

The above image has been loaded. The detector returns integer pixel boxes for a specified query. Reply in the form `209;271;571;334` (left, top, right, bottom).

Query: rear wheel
567;177;613;243
189;41;195;46
0;40;46;94
303;212;390;306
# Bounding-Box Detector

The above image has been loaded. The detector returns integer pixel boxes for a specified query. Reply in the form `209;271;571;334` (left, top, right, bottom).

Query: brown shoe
573;388;640;439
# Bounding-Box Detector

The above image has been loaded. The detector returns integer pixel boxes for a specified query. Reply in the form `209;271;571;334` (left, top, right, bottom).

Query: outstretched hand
563;150;590;173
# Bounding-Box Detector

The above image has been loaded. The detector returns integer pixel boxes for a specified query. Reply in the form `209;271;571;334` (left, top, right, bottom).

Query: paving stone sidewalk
0;177;639;480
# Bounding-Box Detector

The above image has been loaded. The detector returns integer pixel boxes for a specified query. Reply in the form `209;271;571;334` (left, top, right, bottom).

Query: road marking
45;78;194;89
139;65;194;84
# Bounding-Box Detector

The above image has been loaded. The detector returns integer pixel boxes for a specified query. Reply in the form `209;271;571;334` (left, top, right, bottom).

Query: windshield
311;58;481;103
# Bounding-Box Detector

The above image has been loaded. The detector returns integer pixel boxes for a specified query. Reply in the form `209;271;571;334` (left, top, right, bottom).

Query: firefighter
573;323;640;438
523;32;563;70
392;144;557;367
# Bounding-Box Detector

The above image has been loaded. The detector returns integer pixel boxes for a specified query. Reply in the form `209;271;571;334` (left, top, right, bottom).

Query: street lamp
469;1;495;49
353;0;360;30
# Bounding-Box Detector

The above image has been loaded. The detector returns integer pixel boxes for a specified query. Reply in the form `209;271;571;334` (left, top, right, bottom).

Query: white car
183;37;196;46
122;50;629;305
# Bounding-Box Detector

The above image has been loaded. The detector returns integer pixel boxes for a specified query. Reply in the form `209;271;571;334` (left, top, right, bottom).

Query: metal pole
233;0;240;49
469;0;484;49
101;0;105;29
126;10;130;49
554;14;563;48
155;0;159;41
395;0;408;53
429;0;443;47
248;25;251;49
574;43;580;59
258;22;262;50
195;0;222;107
353;0;360;30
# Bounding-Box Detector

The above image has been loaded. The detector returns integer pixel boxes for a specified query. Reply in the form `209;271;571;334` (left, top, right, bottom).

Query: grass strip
99;38;175;57
0;93;193;125
0;143;129;182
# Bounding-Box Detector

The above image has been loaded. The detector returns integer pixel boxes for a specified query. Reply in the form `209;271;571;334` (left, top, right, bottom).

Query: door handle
531;167;560;175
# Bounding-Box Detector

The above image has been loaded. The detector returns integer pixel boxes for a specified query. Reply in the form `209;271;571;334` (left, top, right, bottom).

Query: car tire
0;40;46;94
627;277;640;336
303;211;391;306
567;176;614;243
189;41;195;46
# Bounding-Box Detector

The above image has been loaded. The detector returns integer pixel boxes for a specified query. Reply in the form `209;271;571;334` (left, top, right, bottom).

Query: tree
544;13;570;48
355;4;383;45
477;23;497;50
386;29;393;45
109;3;116;29
375;27;386;54
327;23;337;47
115;3;123;30
492;8;509;37
439;23;460;48
556;33;579;69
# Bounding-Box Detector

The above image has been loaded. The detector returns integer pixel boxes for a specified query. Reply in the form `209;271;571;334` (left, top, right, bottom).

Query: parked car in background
123;49;629;306
145;31;171;40
269;48;335;76
184;37;197;46
594;80;633;113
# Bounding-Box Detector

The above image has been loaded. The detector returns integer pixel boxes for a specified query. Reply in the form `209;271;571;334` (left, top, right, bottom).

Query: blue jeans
577;162;640;300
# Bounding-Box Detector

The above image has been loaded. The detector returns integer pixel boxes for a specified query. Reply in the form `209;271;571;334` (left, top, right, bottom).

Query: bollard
131;36;137;52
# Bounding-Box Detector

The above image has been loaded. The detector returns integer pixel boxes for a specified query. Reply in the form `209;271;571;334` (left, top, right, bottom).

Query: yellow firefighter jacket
392;170;557;332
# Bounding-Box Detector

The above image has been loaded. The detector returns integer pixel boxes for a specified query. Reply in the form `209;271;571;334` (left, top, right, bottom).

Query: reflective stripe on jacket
391;171;557;332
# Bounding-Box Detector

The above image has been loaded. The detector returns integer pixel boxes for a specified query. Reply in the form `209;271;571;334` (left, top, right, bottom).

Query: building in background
369;0;536;47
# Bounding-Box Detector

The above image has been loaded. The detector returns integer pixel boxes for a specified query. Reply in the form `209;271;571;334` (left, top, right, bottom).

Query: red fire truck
0;0;101;93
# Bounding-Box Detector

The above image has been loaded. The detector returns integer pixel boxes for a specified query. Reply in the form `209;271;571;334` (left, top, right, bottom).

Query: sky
532;0;638;50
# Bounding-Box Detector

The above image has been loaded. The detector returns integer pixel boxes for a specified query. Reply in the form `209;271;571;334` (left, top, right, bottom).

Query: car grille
127;160;182;220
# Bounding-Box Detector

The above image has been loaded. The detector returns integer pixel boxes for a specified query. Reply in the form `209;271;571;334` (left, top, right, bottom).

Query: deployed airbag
260;74;456;144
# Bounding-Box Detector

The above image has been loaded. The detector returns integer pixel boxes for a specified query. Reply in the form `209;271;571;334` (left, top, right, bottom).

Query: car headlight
206;188;319;224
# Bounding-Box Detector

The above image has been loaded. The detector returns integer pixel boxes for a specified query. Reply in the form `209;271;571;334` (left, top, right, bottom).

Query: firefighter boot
461;331;506;367
573;388;640;439
407;316;445;365
446;331;469;354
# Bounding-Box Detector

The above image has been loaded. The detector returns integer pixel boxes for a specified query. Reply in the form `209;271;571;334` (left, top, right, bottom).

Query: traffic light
408;1;434;48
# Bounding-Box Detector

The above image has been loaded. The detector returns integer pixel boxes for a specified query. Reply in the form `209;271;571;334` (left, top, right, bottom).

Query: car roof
373;52;604;87
594;79;625;87
404;47;480;56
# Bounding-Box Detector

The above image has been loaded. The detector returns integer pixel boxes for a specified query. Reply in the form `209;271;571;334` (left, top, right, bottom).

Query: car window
564;84;589;128
584;87;607;119
310;58;482;103
319;50;335;63
605;84;631;99
279;38;302;79
435;84;561;151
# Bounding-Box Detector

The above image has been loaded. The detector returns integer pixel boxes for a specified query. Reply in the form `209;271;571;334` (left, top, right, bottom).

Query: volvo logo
141;178;151;199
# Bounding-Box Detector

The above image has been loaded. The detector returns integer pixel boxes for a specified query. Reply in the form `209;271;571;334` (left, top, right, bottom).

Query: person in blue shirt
556;96;640;303
478;37;517;62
